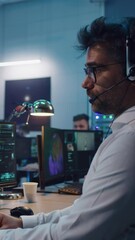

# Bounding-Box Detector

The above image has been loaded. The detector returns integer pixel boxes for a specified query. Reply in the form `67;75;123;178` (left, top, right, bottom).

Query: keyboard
58;182;83;195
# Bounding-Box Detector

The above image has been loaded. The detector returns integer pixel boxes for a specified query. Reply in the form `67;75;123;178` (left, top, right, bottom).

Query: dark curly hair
77;16;135;64
73;114;89;122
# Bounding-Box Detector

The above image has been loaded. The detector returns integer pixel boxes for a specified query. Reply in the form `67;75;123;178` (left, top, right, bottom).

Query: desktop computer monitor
38;127;103;189
63;129;103;181
0;122;17;188
39;127;65;189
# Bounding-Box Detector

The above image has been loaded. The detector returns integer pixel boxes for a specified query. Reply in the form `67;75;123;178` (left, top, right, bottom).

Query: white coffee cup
23;182;38;203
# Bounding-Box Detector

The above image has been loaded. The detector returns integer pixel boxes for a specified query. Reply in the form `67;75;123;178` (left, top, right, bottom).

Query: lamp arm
5;104;30;122
6;112;15;122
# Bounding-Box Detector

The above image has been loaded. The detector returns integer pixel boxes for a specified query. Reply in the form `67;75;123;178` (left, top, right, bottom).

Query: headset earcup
127;66;135;81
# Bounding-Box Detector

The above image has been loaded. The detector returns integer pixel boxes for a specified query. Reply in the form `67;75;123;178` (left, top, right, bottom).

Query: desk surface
0;193;78;215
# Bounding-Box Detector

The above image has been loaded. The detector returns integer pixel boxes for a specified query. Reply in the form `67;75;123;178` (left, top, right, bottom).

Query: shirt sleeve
21;206;72;228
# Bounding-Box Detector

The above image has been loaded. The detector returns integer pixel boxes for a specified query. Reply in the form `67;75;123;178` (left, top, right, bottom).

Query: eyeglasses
84;62;122;83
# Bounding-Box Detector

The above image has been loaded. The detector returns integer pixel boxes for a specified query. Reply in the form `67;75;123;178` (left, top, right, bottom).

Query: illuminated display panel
39;127;65;189
0;122;17;188
39;127;103;189
64;129;103;180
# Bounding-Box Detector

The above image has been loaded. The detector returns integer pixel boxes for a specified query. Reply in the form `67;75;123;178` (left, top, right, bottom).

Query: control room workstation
0;122;103;198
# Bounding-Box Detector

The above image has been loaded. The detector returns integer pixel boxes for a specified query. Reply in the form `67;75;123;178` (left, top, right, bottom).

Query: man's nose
82;76;95;89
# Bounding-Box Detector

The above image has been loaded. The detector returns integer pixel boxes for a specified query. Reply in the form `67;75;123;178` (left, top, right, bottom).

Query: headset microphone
89;79;125;104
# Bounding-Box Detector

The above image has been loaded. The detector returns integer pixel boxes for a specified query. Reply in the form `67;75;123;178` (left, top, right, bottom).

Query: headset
126;36;135;81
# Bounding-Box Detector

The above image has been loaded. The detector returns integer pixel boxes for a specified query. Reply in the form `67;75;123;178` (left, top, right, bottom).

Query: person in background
73;113;90;130
1;16;135;240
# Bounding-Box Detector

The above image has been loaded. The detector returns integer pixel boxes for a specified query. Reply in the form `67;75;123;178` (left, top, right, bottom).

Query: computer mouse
10;206;34;218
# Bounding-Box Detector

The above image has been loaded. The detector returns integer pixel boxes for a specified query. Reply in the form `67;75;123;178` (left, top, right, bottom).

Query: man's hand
0;213;23;229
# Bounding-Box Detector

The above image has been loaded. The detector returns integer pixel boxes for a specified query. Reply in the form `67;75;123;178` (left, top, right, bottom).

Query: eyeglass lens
84;66;96;83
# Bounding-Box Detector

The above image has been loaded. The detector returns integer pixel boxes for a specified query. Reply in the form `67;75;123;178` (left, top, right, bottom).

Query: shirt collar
111;106;135;132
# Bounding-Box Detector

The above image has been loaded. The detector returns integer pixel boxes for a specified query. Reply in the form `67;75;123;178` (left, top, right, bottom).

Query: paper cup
23;182;38;203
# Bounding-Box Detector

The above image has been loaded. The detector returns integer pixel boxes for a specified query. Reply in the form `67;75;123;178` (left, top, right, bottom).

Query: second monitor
39;127;103;189
64;129;103;181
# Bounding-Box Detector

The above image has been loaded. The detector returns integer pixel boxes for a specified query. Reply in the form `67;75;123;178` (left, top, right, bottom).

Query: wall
0;0;104;129
105;0;135;20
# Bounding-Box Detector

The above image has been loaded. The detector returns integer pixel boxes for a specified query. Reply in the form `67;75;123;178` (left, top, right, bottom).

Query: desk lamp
7;99;54;123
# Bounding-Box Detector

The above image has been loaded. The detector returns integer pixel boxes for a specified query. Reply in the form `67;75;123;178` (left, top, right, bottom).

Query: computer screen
39;127;103;189
39;127;65;189
0;122;17;188
63;129;103;181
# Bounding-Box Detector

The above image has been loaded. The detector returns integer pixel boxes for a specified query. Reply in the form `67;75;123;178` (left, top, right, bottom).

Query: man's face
82;45;128;115
73;119;89;130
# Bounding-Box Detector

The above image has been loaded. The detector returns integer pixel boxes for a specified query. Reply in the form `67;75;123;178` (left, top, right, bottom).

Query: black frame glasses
84;62;122;83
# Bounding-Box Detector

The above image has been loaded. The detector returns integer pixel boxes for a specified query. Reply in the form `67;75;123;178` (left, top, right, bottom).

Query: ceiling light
0;59;41;67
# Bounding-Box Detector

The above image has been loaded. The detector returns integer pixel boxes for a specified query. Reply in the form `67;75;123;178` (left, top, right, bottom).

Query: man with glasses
1;16;135;240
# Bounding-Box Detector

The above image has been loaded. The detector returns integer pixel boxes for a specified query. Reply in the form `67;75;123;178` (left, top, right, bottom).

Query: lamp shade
30;99;54;116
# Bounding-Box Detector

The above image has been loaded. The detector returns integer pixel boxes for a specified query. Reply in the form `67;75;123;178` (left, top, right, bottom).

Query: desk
0;193;78;215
